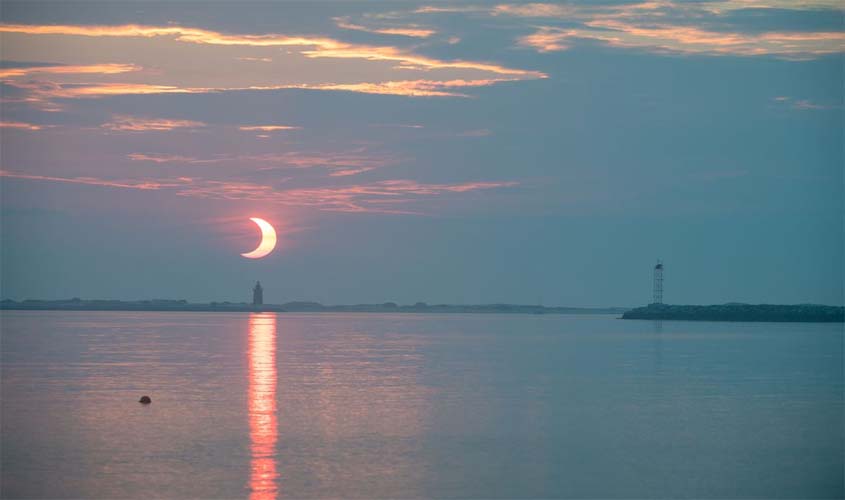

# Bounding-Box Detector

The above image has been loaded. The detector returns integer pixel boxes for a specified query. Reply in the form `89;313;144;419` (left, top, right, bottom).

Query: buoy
139;396;152;404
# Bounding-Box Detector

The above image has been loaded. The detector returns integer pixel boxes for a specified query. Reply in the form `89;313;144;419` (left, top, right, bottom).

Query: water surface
2;311;842;498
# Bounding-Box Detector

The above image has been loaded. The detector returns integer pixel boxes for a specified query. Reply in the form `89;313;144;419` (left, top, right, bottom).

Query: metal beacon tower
653;260;664;304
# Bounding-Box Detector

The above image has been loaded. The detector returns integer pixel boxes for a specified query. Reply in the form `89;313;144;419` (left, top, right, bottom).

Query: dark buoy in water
139;396;151;404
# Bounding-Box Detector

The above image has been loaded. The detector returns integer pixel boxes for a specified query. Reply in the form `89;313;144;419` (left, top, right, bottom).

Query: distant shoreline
0;299;628;315
622;303;844;323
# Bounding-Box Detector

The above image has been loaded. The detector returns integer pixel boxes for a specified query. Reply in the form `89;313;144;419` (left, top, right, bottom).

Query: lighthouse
252;281;263;306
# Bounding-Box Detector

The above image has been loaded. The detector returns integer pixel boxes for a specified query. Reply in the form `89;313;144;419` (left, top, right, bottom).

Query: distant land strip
0;298;629;315
623;303;844;323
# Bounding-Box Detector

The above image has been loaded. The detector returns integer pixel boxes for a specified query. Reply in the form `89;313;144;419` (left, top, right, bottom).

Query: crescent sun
241;217;277;259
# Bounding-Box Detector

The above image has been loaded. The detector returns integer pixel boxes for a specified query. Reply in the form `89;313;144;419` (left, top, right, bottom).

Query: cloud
335;18;436;38
492;3;580;18
0;169;518;214
101;115;206;131
238;125;301;131
773;96;843;110
517;21;845;58
0;121;43;130
0;63;140;78
406;2;845;59
1;81;206;108
700;1;844;13
413;6;488;14
284;78;529;97
127;153;226;164
329;167;380;177
126;148;397;176
0;169;175;190
370;123;425;129
459;129;493;137
516;28;575;53
2;76;529;101
0;23;545;106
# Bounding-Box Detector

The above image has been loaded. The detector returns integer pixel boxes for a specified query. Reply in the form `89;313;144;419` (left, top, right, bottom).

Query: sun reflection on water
247;313;278;499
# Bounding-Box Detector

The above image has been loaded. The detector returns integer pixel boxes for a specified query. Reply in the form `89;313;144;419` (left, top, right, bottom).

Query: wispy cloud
516;28;575;53
406;2;845;59
0;169;518;214
517;21;845;58
0;169;177;190
0;22;493;71
700;0;844;13
126;148;397;176
101;115;206;132
126;153;226;164
773;96;843;110
284;78;530;97
0;22;545;106
0;121;44;130
459;129;493;137
0;63;140;78
238;125;301;131
237;56;272;63
492;3;580;18
414;6;488;14
335;18;436;38
370;123;425;129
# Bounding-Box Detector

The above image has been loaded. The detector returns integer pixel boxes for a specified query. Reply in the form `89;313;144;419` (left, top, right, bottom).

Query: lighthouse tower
252;281;264;306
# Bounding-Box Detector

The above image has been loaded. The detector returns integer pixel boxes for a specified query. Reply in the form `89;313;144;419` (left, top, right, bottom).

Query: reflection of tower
253;281;264;306
653;260;663;304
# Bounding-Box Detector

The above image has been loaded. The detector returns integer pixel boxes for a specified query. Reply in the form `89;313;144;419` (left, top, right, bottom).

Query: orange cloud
0;63;139;78
286;77;528;97
3;78;507;100
0;121;43;130
101;115;206;132
0;23;542;77
0;22;545;106
1;80;205;106
517;28;576;53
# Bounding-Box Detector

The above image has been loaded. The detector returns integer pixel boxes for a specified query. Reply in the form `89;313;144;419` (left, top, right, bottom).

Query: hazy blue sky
1;1;842;307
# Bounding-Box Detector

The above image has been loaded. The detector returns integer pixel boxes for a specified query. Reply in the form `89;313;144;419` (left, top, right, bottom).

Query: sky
0;0;842;307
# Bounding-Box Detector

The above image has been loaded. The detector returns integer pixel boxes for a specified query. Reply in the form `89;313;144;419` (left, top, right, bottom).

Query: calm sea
1;311;842;498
